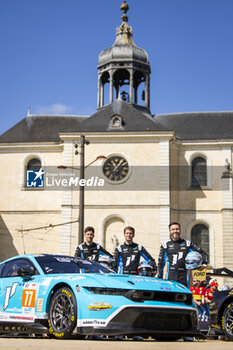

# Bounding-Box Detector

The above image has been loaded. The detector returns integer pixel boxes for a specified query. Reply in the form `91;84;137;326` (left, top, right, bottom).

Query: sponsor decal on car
78;319;107;327
0;313;34;322
4;282;18;310
37;298;43;312
24;307;34;315
5;307;21;313
10;315;34;321
88;302;112;311
22;282;38;318
131;277;174;284
22;289;36;308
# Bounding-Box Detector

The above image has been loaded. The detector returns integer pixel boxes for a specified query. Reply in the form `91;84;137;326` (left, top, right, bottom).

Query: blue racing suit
112;242;156;275
158;238;208;287
74;242;112;262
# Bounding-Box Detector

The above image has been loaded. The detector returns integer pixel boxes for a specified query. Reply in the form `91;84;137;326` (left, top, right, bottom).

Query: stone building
0;1;233;279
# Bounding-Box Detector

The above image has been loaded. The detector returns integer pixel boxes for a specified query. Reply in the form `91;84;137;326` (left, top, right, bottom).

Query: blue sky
1;0;233;135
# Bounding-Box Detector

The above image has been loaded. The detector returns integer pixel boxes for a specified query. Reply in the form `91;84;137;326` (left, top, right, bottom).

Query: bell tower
97;1;151;113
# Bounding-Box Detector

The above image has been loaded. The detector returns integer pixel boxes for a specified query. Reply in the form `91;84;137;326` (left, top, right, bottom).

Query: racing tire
48;287;77;339
222;301;233;341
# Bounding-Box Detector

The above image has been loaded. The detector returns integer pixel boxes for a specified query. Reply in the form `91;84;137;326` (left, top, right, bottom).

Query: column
110;71;113;103
60;141;73;255
221;148;233;278
145;75;150;109
159;139;170;243
129;69;133;104
97;74;101;108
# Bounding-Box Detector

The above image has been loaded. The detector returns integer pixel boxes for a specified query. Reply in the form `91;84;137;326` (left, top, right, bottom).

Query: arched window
191;224;209;261
25;157;42;188
113;69;130;101
110;115;123;129
133;70;146;105
191;156;207;187
101;71;110;106
26;158;41;171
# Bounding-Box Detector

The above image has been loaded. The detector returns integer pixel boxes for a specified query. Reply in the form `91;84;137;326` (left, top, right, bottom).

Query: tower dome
97;1;151;112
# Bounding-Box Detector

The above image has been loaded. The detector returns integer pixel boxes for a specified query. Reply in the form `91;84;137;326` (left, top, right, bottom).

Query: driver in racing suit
74;226;112;262
112;226;156;275
158;222;208;287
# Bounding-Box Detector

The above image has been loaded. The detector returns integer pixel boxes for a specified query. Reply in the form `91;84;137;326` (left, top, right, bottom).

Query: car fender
218;295;233;327
35;276;78;316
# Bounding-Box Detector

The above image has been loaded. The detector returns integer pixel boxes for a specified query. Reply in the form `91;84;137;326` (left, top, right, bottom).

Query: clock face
103;156;129;182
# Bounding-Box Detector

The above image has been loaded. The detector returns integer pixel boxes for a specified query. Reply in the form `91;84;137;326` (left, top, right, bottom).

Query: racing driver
112;226;156;275
75;226;112;262
158;222;208;287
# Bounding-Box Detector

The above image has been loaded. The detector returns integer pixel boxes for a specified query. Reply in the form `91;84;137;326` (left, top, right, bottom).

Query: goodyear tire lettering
62;288;71;298
222;316;225;329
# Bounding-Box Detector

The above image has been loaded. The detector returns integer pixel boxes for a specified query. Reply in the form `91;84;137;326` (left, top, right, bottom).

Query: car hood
48;273;191;294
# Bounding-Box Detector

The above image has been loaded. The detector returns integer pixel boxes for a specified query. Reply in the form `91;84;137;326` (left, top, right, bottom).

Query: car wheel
223;301;233;341
48;287;77;339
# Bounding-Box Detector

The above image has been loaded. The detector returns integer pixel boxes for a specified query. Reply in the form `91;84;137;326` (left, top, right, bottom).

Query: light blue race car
0;254;201;340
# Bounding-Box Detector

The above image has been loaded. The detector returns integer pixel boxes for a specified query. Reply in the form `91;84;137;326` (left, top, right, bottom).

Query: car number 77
22;289;36;308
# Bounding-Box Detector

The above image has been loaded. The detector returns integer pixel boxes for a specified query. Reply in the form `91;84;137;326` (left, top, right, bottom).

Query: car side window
1;258;38;278
0;263;4;277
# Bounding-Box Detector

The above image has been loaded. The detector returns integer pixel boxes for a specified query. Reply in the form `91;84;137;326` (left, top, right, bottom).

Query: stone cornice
0;143;63;152
175;139;233;146
59;131;174;142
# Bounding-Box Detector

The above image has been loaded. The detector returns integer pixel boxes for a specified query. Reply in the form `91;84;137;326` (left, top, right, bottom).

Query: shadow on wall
0;216;18;262
170;158;206;222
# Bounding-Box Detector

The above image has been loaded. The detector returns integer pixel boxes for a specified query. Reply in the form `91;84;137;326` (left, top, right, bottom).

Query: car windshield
35;255;114;274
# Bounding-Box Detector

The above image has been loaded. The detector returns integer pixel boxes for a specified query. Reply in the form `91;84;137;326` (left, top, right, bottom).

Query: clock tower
97;1;151;113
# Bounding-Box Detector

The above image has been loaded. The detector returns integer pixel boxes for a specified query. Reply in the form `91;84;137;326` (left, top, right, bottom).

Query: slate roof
1;104;233;143
77;100;167;132
155;111;233;140
0;101;169;143
0;115;88;143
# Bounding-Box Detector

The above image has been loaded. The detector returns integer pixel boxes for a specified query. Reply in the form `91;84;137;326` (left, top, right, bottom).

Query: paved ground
0;338;232;350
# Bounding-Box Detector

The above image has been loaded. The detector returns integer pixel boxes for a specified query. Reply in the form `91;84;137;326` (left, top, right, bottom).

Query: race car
0;254;201;340
208;268;233;341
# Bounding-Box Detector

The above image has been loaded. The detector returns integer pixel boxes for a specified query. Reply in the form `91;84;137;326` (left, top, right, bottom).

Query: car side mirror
17;268;34;280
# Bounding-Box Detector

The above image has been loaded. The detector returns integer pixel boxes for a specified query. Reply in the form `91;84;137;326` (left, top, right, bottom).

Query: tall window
25;157;42;187
26;158;41;171
191;224;209;261
191;156;207;187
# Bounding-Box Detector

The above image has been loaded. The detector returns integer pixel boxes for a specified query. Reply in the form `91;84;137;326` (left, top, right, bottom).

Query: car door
0;258;40;323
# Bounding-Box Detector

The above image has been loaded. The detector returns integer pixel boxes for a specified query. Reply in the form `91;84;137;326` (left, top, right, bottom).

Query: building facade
0;2;233;281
